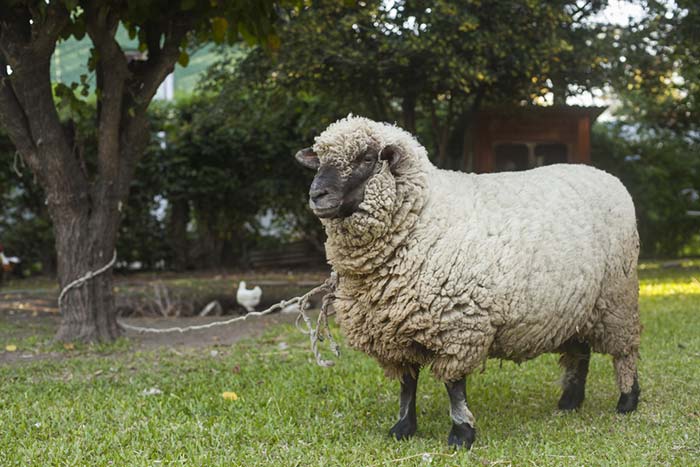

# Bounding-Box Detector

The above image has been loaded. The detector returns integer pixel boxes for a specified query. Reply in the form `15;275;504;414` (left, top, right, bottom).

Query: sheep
294;115;641;449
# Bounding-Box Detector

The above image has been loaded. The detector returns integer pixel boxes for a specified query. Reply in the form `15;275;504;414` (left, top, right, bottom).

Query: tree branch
0;3;87;204
116;16;193;195
128;17;191;107
30;2;70;55
0;56;40;175
0;6;32;65
85;3;128;183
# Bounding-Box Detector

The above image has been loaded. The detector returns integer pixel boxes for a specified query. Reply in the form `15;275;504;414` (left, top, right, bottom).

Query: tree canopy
0;0;286;342
234;0;614;166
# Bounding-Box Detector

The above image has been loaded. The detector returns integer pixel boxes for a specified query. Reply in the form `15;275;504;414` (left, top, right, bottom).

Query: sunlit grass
640;277;700;297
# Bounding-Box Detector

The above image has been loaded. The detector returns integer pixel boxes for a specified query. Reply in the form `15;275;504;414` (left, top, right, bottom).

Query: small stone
142;387;162;396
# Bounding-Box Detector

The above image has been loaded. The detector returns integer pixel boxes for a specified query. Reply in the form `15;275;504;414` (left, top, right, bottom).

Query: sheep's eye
363;152;375;163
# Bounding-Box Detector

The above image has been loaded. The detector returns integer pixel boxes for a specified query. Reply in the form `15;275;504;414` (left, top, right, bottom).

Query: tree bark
53;223;120;342
196;213;225;269
551;76;567;106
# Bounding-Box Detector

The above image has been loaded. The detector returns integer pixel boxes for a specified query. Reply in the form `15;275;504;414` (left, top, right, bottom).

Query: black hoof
389;417;417;441
616;379;640;414
447;422;475;449
558;385;585;411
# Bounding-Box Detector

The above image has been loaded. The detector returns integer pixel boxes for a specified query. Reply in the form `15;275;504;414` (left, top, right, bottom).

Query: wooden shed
470;106;606;173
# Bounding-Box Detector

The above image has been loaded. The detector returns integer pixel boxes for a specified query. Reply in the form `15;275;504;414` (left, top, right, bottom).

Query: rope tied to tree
57;250;118;309
57;252;341;367
12;151;24;177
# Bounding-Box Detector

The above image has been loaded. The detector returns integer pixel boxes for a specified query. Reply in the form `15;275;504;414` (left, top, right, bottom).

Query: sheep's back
413;164;637;360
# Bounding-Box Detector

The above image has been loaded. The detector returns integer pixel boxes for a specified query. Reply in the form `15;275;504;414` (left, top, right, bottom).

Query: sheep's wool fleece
314;116;640;384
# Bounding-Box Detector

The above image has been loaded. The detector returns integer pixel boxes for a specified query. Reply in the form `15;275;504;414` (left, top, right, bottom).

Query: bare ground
0;271;328;364
119;311;308;349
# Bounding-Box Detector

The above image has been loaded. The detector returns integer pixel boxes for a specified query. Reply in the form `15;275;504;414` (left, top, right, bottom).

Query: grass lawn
1;266;699;466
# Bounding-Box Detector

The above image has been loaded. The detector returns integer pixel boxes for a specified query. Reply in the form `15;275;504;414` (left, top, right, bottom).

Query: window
494;142;569;172
494;144;529;171
534;143;567;166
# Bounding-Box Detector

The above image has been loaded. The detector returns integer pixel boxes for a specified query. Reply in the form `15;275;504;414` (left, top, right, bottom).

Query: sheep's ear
379;144;402;170
294;147;320;170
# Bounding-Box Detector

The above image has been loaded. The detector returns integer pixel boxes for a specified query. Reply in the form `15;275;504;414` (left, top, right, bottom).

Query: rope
54;248;341;367
57;250;118;309
12;151;24;177
119;298;298;334
119;272;340;367
294;272;339;367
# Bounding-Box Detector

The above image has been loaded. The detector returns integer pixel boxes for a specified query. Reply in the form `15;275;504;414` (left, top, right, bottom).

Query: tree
594;0;700;257
143;77;330;269
613;0;699;138
246;0;609;166
592;123;700;257
0;1;282;342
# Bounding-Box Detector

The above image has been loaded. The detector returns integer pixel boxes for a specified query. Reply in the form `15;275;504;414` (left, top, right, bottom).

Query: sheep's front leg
445;378;476;449
389;366;419;440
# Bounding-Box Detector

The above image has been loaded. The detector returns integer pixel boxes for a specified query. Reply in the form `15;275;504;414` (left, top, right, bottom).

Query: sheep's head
294;116;405;219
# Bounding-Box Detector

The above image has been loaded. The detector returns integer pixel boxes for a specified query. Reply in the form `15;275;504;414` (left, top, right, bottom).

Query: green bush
592;123;700;258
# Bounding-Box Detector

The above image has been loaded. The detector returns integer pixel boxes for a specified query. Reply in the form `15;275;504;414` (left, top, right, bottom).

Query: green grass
1;267;700;466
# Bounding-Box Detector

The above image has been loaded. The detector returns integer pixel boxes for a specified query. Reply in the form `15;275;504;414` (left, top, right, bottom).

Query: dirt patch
0;271;328;317
0;308;316;365
120;311;309;349
0;271;328;365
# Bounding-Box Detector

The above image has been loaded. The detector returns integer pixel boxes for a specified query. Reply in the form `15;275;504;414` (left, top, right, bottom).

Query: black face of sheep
294;145;401;219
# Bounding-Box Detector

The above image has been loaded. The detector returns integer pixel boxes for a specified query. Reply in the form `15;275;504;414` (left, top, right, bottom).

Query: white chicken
0;250;20;272
236;281;262;312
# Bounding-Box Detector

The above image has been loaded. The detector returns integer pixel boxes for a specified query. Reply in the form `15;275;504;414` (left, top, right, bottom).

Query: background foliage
1;0;699;274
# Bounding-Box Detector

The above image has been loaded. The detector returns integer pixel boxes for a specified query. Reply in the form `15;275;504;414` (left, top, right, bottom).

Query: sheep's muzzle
309;165;344;218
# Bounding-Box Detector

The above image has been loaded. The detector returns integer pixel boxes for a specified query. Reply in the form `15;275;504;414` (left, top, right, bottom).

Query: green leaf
238;23;256;45
211;17;229;44
127;24;137;40
267;33;281;51
180;0;197;10
178;51;190;67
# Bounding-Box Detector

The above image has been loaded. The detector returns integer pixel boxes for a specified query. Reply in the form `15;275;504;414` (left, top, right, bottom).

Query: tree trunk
551;77;567;106
52;196;121;342
196;217;225;269
402;94;417;134
167;198;190;271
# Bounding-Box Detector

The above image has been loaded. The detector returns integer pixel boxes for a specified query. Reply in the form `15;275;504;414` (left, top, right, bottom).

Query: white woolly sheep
294;115;641;449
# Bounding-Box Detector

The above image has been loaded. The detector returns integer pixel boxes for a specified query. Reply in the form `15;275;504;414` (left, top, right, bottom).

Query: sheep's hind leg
389;365;419;440
614;353;640;414
557;340;591;410
445;378;476;449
